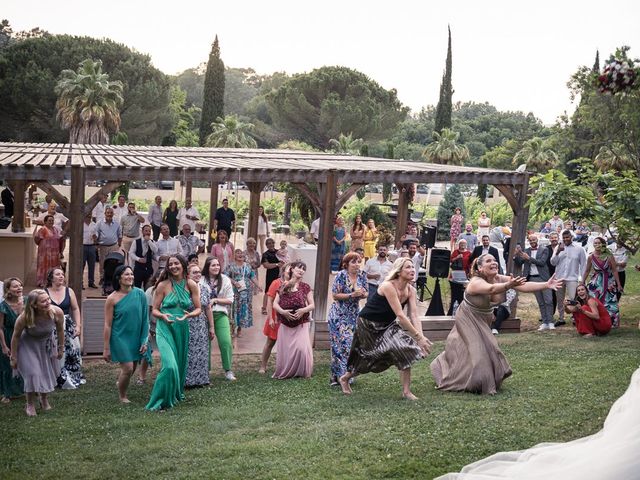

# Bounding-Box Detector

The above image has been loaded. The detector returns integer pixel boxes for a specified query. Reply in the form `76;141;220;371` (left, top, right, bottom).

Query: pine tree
436;184;465;240
199;36;225;146
592;50;600;72
434;26;453;134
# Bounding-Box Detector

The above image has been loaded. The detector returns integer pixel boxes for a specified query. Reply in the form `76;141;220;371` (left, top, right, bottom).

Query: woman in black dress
163;200;180;237
339;258;432;400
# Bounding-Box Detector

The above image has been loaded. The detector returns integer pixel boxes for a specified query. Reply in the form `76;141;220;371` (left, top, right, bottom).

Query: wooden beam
506;178;530;319
33;181;70;214
68;166;85;315
247;182;265;241
10;180;25;233
313;172;337;322
335;183;365;213
394;183;411;246
207;180;219;251
494;184;519;212
185;181;193;202
83;182;122;215
292;183;321;215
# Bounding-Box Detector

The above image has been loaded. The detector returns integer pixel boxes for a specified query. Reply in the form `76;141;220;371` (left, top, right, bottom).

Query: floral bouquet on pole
596;47;640;94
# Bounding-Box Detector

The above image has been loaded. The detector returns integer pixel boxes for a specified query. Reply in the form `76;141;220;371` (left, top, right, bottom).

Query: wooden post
208;180;219;251
313;172;337;322
68;166;85;312
506;177;530;319
185;181;193;203
11;180;26;233
394;183;410;246
247;182;264;241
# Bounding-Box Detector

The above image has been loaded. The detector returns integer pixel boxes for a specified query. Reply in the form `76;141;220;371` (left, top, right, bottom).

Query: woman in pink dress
272;261;314;379
210;229;234;273
34;215;63;288
449;207;464;251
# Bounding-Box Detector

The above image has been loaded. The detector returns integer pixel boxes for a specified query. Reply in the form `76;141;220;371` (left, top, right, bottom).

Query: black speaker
429;248;450;278
421;225;437;249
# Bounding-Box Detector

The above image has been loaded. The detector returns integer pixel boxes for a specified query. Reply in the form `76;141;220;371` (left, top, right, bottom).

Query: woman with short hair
103;265;150;403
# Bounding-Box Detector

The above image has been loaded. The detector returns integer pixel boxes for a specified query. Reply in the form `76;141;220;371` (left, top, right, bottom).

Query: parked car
416;184;429;194
159;181;174;190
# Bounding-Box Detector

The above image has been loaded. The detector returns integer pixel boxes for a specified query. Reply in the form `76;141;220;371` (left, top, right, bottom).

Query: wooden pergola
0;142;530;320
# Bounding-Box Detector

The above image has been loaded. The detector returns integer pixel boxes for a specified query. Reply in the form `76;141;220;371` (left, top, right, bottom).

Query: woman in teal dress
0;277;25;403
146;254;201;411
103;266;150;404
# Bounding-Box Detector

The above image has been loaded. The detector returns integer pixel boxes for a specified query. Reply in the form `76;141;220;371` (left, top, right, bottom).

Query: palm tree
328;132;363;155
513;137;559;173
421;128;470;165
594;144;636;171
55;59;124;144
205;114;257;148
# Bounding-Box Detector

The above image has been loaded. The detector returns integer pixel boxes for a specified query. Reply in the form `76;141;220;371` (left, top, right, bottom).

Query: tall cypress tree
592;50;600;72
199;35;225;146
434;26;453;134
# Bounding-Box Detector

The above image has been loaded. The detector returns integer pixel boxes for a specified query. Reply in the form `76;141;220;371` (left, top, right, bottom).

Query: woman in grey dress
10;289;64;416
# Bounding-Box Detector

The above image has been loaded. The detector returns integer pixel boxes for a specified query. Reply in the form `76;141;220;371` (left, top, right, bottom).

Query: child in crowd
276;240;290;266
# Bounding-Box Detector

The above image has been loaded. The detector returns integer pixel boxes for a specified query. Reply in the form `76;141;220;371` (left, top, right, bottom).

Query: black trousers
133;262;153;289
492;305;510;331
151;224;161;241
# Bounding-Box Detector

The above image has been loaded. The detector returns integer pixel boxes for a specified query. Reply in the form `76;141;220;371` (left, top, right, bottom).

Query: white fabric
363;257;393;285
310;218;320;239
178;207;199;231
210;274;234;315
156;237;183;268
436;367;640;480
82;221;97;244
550;242;586;281
258;216;268;235
92;201;106;223
111;205;127;223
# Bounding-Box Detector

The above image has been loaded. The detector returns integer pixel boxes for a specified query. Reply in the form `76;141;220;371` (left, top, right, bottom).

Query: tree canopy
265;66;409;149
0;33;173;144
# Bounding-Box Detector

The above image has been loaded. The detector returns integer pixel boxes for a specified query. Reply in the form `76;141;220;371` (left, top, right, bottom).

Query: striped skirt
346;317;424;375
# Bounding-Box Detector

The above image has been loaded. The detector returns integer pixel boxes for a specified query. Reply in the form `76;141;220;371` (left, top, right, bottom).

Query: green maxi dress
0;299;25;398
109;288;150;363
146;279;191;411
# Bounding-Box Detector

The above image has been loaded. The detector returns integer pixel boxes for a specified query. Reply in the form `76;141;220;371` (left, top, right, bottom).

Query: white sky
5;0;640;124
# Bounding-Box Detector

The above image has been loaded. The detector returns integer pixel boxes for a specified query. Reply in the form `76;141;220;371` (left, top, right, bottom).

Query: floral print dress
185;281;212;387
327;269;368;383
586;255;620;327
225;262;256;329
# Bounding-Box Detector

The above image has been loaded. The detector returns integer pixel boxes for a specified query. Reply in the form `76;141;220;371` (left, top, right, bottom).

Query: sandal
135;377;145;386
1;397;10;404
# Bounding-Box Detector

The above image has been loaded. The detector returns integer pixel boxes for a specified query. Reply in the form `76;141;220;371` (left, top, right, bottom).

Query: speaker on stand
425;248;450;316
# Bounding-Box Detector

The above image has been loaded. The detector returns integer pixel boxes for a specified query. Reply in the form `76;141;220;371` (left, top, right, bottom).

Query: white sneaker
548;323;556;330
538;324;549;331
491;329;499;335
224;371;237;381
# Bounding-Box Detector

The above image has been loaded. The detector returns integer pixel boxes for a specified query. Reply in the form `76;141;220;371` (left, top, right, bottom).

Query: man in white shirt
550;229;587;326
177;223;204;257
310;217;320;243
178;198;199;232
457;223;477;251
156;223;183;269
120;202;145;259
408;242;425;274
35;202;69;232
148;195;163;241
111;194;128;223
129;224;158;288
548;214;564;234
363;244;393;300
82;212;98;289
92;193;108;224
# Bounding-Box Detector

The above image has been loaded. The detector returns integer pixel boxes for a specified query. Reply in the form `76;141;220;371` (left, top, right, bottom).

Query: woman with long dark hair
564;284;611;337
272;261;315;379
583;237;622;327
0;277;25;403
163;200;180;237
46;267;84;388
103;265;150;403
10;289;64;416
431;254;562;394
350;214;365;253
146;254;201;411
203;256;235;380
257;206;270;254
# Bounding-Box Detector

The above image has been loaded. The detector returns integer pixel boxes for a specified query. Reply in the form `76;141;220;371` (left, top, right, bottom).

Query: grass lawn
2;266;639;479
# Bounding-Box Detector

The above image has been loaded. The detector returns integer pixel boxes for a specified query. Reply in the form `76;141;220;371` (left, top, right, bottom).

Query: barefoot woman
431;254;562;394
146;255;201;411
103;265;150;403
339;258;433;400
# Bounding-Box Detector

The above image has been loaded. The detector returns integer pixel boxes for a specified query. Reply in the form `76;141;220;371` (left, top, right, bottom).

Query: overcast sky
5;0;640;124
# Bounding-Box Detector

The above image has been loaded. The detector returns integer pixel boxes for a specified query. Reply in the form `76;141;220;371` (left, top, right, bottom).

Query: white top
529;248;540;276
92;201;107;223
310;218;321;239
363;257;393;285
82;221;97;245
111;205;128;223
208;275;234;315
37;211;68;230
178;207;199;231
549;217;565;233
410;253;424;273
550;242;586;281
156;237;183;268
258;216;268;235
611;244;628;272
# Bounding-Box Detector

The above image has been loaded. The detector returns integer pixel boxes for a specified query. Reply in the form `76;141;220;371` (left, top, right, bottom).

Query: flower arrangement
596;47;640;94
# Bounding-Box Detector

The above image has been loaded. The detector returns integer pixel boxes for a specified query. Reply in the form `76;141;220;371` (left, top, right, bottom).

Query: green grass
2;265;639;480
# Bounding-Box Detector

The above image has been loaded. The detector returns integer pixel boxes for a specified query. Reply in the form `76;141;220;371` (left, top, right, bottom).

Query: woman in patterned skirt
449;207;464;251
327;253;368;386
45;267;84;388
339;258;432;400
34;215;63;288
583;237;622;327
184;264;214;387
225;249;261;339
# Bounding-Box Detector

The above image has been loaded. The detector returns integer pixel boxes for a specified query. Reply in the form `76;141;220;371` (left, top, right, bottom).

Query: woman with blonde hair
0;277;25;403
10;289;64;416
363;218;378;261
339;257;433;400
431;254;562;395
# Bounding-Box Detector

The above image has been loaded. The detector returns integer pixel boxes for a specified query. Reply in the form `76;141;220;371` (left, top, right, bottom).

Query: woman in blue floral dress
583;237;622;327
225;249;262;337
331;216;347;273
327;252;368;385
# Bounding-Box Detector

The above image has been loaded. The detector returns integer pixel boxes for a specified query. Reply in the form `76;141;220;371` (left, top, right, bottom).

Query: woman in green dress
0;277;25;403
146;254;201;411
103;266;150;404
